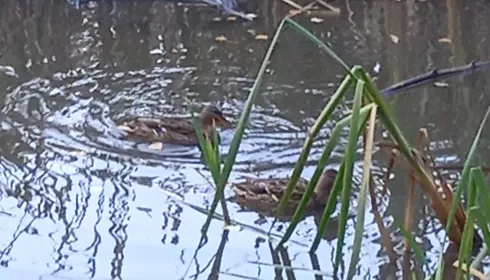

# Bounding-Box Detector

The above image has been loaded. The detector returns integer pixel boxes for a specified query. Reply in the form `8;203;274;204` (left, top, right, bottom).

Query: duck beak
217;115;233;129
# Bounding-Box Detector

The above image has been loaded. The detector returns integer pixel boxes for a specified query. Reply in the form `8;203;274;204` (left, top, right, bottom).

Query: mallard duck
116;105;232;147
232;169;338;219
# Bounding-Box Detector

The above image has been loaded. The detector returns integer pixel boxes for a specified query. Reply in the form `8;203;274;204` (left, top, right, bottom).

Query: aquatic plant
195;16;490;280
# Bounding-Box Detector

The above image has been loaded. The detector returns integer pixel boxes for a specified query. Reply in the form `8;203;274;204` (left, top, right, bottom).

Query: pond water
1;0;490;279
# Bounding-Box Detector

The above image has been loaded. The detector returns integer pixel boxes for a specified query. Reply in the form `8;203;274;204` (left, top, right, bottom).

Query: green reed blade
201;18;289;233
284;18;356;80
212;123;220;166
271;17;363;231
469;168;490;271
434;107;490;280
277;103;375;247
310;106;371;252
472;168;490;250
456;168;476;280
347;104;377;280
271;73;355;231
311;162;344;249
334;80;364;275
354;68;413;160
194;119;220;183
398;224;429;274
194;119;232;227
446;106;490;240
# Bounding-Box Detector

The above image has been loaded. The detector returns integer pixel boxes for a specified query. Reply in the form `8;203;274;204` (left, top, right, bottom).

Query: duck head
313;169;338;206
200;105;232;129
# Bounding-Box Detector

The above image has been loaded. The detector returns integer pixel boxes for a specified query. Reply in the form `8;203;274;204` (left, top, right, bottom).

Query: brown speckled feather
118;117;202;145
231;169;338;220
116;105;232;146
232;177;313;219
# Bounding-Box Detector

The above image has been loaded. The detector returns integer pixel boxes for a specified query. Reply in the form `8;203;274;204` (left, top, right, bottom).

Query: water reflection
0;0;490;279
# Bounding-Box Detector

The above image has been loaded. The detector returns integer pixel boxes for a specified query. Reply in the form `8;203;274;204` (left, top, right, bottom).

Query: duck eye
210;106;223;116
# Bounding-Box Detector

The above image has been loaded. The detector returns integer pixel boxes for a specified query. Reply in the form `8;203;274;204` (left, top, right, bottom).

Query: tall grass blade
472;168;490;249
194;120;231;227
271;74;355;231
354;68;413;160
310;106;371;251
201;18;289;233
455;169;476;280
435;107;490;279
334;80;364;275
194;119;220;183
284;18;354;78
212;123;220;167
398;224;429;273
271;17;363;230
445;106;490;243
347;104;377;280
277;104;375;247
357;67;465;248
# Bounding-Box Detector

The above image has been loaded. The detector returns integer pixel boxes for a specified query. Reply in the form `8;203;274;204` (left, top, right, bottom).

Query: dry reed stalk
379;130;476;246
452;260;486;280
402;128;429;279
361;104;397;265
382;148;399;196
369;176;397;264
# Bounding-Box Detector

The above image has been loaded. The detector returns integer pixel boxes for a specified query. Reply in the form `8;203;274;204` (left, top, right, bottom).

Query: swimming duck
232;169;338;219
116;105;232;147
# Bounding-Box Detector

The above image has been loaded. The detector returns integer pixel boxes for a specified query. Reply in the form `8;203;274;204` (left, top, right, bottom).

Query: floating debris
310;17;324;23
438;37;452;43
255;34;268;40
374;62;381;74
148;142;163;150
215;35;228;42
389;34;400;44
434;81;449;88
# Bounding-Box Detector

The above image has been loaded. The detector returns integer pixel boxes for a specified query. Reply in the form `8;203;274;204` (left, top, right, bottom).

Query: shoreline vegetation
194;16;490;280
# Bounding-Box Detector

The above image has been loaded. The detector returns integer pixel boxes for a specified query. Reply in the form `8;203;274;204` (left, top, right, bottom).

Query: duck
116;105;232;147
232;169;338;219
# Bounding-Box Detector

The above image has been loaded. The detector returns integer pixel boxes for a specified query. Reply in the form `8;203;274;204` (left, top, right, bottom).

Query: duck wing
118;117;199;144
234;177;309;198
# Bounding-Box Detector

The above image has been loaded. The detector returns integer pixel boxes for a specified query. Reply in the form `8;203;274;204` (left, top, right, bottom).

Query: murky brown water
1;0;490;279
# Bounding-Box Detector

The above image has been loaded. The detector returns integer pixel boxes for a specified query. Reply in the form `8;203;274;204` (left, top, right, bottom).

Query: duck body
116;105;232;147
118;117;209;146
232;169;337;219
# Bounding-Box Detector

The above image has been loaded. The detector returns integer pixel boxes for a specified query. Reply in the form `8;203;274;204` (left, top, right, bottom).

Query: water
1;0;490;279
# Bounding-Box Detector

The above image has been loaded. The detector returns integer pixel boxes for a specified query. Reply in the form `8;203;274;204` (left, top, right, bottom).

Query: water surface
1;0;490;279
